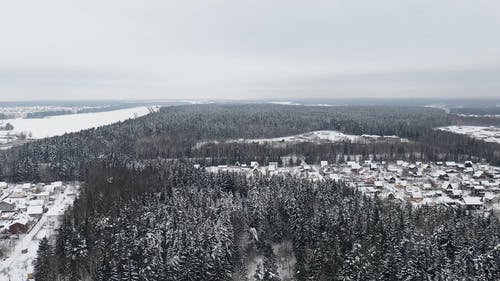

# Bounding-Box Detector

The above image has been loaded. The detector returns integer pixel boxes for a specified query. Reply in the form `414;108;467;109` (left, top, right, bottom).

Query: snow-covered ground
0;182;79;281
437;126;500;144
197;130;408;148
246;130;407;144
0;106;157;148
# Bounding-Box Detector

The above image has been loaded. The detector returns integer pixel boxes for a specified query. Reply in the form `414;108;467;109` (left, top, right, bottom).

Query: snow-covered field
196;130;408;149
437;126;500;144
236;130;407;145
0;106;157;148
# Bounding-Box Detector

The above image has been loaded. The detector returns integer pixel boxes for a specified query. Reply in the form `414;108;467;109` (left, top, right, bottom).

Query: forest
33;162;500;281
1;104;499;182
0;104;493;280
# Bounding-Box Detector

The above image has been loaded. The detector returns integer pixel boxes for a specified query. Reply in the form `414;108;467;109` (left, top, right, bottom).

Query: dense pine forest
33;162;500;281
1;104;499;182
1;104;499;280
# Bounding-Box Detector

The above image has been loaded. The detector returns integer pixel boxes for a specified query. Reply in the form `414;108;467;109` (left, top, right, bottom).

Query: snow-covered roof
27;205;43;215
462;197;483;206
28;200;45;206
11;218;29;226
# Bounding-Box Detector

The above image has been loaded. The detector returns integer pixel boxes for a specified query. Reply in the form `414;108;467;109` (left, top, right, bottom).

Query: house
193;164;201;169
0;182;7;189
472;186;486;197
51;181;64;192
28;199;45;207
217;165;228;171
484;193;500;204
439;172;450;181
234;161;241;167
387;176;397;184
250;161;259;168
268;162;278;171
445;161;457;167
395;180;408;188
473;171;484;179
360;186;378;195
27;205;44;218
370;163;378;170
411;191;423;202
300;162;312;172
449;189;463;199
21;183;32;190
462;197;483;210
252;166;262;177
348;162;362;172
320;161;328;168
9;218;29;234
35;192;50;202
442;182;458;191
465;161;473;168
383;192;396;200
464;167;474;174
0;201;15;212
422;183;432;190
374;181;384;189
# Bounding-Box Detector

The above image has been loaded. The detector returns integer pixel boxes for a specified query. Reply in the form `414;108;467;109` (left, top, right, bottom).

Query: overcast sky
1;0;500;101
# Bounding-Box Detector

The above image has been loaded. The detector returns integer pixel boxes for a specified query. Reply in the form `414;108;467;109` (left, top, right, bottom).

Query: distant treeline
25;104;139;119
0;104;499;182
450;107;500;116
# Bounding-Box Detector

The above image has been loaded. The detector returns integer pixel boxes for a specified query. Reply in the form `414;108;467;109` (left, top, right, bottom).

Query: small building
9;218;29;234
250;161;260;168
27;205;44;218
300;162;312;172
462;197;483;210
472;186;486;197
387;176;397;184
0;201;15;212
407;188;423;202
473;171;484;179
0;182;7;189
320;161;328;168
445;161;457;167
449;189;463;199
374;181;384;189
268;162;278;171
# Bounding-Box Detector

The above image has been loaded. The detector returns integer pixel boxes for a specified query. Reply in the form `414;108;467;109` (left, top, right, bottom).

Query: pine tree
34;237;55;281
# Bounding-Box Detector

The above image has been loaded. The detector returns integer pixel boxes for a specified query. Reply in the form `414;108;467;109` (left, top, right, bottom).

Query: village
0;181;79;281
206;159;500;214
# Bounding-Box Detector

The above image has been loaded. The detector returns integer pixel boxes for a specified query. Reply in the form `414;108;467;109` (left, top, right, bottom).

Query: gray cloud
0;0;499;100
